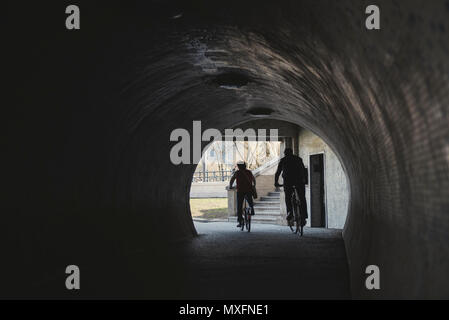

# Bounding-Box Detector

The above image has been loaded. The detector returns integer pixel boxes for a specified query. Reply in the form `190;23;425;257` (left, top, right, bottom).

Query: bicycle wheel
240;201;245;231
293;201;301;234
288;217;294;232
245;209;251;232
292;189;303;236
295;214;301;234
288;194;295;232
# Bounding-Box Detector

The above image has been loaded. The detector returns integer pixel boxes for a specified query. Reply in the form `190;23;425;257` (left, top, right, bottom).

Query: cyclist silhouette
229;161;256;228
274;148;308;225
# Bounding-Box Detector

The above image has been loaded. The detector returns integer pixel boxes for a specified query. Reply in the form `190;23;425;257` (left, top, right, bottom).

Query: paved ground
177;221;351;299
33;221;350;299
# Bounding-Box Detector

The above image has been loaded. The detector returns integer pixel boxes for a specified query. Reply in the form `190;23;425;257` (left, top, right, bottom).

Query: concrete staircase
230;191;282;224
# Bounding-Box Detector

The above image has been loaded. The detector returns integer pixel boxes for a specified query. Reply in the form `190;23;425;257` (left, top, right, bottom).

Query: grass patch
190;198;228;219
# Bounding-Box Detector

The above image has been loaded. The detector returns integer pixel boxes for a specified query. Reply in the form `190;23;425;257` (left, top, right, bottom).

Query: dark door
310;154;325;227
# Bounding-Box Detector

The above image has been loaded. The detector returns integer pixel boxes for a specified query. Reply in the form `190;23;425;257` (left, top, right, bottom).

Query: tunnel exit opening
189;137;282;223
186;119;349;230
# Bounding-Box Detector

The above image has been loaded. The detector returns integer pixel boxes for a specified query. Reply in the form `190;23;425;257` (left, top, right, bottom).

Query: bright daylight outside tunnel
3;0;449;302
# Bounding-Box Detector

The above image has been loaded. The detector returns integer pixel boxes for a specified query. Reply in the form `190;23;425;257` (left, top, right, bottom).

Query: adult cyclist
229;161;256;228
274;148;308;226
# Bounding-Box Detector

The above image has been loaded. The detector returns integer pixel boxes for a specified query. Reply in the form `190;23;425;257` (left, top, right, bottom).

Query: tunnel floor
174;222;351;299
26;222;350;299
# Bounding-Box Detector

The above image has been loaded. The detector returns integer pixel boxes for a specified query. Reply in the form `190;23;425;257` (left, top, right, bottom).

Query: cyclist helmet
237;160;246;170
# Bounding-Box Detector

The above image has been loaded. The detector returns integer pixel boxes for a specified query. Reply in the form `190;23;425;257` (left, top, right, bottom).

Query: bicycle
279;184;304;236
229;186;252;232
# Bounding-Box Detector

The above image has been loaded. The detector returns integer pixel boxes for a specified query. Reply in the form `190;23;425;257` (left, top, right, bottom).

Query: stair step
260;196;280;201
254;205;280;210
255;207;280;211
229;216;280;223
254;209;280;213
254;201;280;205
254;211;281;215
227;189;284;225
254;200;281;206
252;217;278;221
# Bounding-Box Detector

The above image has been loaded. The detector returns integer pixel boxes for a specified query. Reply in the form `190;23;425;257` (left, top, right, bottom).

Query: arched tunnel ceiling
3;0;449;298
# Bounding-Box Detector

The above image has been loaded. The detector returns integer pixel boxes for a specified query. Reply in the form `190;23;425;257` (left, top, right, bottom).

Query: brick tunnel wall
3;0;449;298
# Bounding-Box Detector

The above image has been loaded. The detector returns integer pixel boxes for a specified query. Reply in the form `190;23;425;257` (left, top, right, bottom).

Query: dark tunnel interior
3;0;449;299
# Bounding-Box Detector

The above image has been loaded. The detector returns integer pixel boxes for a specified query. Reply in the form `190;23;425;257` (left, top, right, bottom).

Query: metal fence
192;170;233;183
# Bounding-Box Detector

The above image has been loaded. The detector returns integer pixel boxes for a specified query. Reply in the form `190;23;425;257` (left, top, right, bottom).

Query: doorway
310;154;325;227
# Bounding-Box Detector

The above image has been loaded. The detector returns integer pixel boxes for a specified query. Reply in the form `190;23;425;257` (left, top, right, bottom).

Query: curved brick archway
4;0;449;298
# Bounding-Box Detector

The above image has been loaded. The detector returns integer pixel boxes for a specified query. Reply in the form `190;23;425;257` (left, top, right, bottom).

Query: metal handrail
192;170;233;183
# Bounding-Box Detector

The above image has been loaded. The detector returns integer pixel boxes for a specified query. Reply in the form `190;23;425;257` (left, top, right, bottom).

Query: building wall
297;129;349;229
254;175;275;199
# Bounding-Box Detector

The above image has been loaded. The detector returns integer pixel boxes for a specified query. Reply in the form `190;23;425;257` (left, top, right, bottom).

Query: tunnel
3;0;449;299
